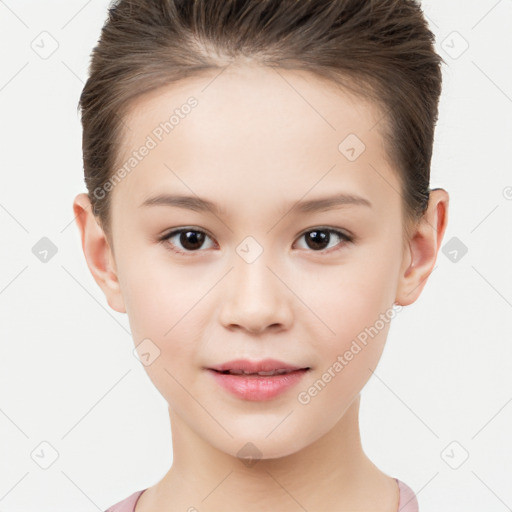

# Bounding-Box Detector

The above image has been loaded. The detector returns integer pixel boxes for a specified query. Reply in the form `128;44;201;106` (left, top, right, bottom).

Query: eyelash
158;227;354;257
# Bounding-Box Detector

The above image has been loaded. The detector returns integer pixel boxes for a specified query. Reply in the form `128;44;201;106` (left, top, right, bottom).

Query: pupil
181;230;205;250
307;230;329;250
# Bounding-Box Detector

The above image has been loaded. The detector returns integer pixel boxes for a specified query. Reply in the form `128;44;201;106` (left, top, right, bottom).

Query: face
106;64;408;459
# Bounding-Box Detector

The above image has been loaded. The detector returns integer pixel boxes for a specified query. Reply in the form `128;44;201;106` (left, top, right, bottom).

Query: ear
72;193;126;314
395;188;449;306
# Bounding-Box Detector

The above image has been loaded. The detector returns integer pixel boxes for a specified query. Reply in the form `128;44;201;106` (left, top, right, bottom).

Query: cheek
120;256;201;357
304;311;392;417
308;260;396;343
302;255;397;391
120;261;204;404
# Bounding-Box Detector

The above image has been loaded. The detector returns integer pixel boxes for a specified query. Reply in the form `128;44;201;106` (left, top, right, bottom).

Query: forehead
112;64;398;214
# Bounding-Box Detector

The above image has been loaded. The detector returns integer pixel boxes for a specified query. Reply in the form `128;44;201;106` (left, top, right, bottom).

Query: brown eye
296;228;352;253
161;229;214;255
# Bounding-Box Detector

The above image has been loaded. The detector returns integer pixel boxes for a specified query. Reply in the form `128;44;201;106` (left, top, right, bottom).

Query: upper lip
207;358;310;373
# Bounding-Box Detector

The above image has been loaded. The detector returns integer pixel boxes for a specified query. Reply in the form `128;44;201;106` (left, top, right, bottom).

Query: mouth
210;368;310;376
206;358;311;374
205;359;311;401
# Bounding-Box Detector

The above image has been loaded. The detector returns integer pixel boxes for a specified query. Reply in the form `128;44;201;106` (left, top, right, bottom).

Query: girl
73;0;449;510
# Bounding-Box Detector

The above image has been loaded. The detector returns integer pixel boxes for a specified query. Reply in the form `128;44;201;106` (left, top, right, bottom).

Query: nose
218;255;293;335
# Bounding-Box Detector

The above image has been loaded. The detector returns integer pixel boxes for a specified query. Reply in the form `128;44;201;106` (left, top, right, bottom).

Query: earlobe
72;193;126;314
395;188;449;306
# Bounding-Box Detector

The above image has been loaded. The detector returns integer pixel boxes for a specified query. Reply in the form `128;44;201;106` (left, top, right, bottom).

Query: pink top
104;477;419;511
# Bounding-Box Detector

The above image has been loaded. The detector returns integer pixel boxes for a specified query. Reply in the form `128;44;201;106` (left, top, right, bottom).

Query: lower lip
207;369;309;401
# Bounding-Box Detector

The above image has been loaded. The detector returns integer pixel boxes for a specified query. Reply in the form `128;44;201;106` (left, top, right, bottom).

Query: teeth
257;369;291;376
225;369;294;376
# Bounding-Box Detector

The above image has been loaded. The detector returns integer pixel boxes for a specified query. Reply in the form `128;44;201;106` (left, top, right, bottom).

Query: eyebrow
139;192;372;216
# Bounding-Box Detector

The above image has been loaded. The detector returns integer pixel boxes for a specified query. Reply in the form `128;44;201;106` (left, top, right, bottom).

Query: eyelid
297;226;353;241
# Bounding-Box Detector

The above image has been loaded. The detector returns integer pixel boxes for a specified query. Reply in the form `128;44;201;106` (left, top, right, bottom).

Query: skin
73;64;449;511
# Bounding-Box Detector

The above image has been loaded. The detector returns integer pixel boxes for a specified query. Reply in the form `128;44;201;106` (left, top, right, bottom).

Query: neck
138;394;398;511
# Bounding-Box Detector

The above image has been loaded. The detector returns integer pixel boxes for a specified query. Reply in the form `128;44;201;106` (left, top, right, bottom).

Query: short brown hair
78;0;445;243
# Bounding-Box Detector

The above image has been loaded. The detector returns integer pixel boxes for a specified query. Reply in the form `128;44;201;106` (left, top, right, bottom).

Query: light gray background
1;1;511;510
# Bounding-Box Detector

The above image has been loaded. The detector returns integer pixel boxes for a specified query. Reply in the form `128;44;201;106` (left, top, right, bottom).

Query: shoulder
104;489;147;512
395;478;419;512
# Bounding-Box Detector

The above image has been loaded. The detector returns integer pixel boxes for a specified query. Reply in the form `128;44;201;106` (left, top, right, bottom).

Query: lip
207;358;309;373
205;359;311;401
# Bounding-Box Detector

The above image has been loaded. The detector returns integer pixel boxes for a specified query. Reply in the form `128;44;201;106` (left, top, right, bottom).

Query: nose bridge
219;242;292;333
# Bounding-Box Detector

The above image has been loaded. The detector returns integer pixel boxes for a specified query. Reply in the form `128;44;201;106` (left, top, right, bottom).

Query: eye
159;228;216;256
294;228;353;254
159;226;353;257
